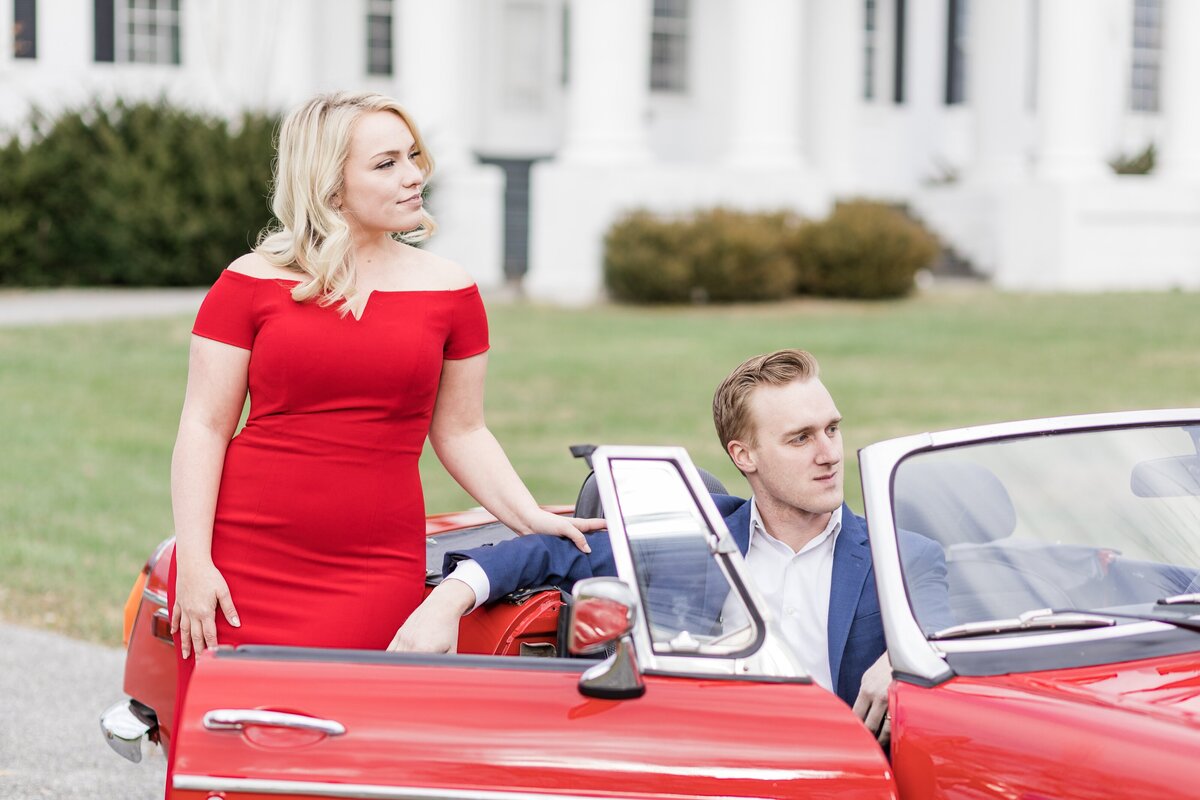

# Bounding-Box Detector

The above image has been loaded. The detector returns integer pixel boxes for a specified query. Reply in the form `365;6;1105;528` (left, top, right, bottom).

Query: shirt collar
748;497;843;554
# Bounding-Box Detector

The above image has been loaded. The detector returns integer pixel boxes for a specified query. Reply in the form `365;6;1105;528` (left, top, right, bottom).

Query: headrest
574;467;728;520
892;459;1016;547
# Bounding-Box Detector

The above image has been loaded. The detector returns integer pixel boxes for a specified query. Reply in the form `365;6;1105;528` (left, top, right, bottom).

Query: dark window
14;0;36;58
650;0;688;92
893;0;906;104
944;0;968;105
1130;0;1162;112
95;0;115;62
864;0;878;100
366;0;393;76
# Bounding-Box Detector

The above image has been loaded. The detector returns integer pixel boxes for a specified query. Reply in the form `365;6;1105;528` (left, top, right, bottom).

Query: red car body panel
892;653;1200;800
124;512;589;750
172;650;896;800
125;539;178;749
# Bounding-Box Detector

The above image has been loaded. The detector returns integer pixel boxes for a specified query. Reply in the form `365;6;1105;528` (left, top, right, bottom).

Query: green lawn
2;288;1197;645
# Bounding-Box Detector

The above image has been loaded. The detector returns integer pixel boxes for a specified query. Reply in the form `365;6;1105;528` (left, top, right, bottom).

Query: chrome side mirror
569;577;645;700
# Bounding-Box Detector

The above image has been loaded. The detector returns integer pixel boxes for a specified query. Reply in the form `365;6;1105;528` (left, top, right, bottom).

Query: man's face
734;378;844;515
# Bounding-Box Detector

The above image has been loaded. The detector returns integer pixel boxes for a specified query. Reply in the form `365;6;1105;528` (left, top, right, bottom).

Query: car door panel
173;647;895;800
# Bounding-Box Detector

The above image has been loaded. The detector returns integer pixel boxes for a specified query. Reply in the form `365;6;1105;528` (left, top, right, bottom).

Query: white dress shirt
740;498;842;692
446;557;491;613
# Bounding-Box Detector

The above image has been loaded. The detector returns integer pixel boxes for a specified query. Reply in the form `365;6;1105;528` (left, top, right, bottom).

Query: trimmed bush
787;200;938;299
1109;142;1156;175
0;100;279;286
689;209;799;302
604;208;800;304
603;202;937;304
603;211;694;303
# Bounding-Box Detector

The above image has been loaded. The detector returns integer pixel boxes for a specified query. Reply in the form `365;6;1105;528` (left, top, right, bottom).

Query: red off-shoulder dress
165;269;488;744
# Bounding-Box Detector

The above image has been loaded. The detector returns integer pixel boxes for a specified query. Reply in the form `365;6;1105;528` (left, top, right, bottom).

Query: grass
2;287;1197;645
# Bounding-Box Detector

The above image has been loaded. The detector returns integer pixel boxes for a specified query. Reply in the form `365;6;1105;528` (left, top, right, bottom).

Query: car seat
893;460;1076;625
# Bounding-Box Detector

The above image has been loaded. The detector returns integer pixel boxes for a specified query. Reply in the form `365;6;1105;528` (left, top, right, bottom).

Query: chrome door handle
203;709;346;736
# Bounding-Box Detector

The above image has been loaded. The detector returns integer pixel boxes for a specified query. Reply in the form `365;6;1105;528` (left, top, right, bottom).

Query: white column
1158;0;1200;180
806;0;860;190
725;0;805;168
558;0;652;164
397;0;504;287
1033;0;1109;180
966;0;1030;183
0;0;13;74
398;0;474;169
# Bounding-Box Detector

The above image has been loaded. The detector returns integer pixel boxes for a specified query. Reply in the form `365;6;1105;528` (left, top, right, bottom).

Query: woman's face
339;110;425;236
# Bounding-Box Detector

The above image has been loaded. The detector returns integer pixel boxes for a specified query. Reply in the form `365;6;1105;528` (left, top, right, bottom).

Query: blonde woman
167;91;599;745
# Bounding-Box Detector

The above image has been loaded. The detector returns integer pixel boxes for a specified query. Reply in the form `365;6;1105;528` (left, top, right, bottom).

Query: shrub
604;208;799;304
0;100;279;286
689;209;799;302
1109;142;1156;175
603;210;694;303
787;200;938;299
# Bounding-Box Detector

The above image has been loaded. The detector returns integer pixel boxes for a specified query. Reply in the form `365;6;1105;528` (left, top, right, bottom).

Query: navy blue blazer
445;496;951;708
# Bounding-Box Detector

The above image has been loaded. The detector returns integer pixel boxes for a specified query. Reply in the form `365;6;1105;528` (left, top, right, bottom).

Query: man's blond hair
712;349;821;450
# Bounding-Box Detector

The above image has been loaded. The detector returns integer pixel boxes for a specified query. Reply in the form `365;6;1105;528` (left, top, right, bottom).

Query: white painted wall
2;0;1196;297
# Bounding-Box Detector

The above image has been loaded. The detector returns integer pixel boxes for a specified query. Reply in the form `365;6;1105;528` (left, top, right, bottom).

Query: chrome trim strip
143;587;168;607
174;775;734;799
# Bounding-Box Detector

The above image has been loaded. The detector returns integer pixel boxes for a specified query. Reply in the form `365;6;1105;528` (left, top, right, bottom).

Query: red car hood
1015;651;1200;729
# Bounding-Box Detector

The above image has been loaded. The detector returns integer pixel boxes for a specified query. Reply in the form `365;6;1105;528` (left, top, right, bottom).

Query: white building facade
2;0;1197;301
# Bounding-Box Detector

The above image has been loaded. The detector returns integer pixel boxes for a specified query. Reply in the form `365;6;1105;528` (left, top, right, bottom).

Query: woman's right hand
171;561;241;659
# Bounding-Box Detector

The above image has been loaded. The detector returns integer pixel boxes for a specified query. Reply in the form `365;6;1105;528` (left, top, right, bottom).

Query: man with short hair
393;349;950;742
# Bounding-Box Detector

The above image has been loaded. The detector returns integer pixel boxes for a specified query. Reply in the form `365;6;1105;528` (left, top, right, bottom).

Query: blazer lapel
723;500;752;556
698;499;752;625
826;505;871;693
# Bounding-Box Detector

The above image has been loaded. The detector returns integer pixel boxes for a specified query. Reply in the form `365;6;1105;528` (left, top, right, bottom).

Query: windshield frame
861;408;1200;684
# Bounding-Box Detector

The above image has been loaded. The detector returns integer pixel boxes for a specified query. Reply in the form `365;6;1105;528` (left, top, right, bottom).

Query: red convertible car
102;410;1200;799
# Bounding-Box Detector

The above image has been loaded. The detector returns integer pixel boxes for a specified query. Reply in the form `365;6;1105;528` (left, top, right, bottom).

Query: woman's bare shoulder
226;252;304;280
402;245;475;290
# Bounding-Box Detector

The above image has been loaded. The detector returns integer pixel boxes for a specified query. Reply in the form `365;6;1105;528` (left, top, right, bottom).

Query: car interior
424;465;729;658
893;460;1198;631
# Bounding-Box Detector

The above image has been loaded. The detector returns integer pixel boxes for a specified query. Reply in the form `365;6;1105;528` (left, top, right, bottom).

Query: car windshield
892;424;1200;637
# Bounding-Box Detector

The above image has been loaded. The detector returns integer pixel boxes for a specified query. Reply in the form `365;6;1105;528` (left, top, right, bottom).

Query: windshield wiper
930;609;1117;641
1158;593;1200;606
932;606;1200;641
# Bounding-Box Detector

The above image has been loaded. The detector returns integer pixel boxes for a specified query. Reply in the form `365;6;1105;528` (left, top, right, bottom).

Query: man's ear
727;439;756;475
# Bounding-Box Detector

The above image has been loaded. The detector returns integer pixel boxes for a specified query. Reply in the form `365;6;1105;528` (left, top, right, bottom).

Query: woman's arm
170;335;250;658
429;353;602;552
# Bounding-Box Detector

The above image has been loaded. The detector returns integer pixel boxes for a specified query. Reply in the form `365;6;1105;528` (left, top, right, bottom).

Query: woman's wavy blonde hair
256;91;437;317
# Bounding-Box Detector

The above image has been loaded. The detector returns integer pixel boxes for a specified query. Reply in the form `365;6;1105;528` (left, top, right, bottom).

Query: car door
861;410;1200;800
172;446;895;800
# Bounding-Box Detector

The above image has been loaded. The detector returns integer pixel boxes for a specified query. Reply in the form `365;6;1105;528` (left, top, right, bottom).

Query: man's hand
388;579;476;653
852;652;893;747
